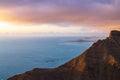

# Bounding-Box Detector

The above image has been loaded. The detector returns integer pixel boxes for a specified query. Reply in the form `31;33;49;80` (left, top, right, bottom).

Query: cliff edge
8;30;120;80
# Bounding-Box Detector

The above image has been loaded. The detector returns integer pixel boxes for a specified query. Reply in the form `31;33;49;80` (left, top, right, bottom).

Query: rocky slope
8;30;120;80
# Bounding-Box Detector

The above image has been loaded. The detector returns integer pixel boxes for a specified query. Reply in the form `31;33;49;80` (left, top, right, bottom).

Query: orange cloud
0;0;120;28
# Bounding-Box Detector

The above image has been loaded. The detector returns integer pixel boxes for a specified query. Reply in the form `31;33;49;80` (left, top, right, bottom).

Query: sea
0;36;100;80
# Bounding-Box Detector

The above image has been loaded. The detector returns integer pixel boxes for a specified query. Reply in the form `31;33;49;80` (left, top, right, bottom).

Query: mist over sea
0;36;101;80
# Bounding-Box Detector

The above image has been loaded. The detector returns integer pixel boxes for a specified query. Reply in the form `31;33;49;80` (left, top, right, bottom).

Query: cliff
8;30;120;80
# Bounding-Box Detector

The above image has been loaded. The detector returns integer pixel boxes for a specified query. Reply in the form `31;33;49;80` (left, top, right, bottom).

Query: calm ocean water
0;37;94;80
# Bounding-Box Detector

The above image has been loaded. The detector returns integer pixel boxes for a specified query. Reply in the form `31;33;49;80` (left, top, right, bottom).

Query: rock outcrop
8;30;120;80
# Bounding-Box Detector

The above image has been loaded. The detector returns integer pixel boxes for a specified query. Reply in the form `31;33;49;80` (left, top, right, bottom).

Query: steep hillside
8;30;120;80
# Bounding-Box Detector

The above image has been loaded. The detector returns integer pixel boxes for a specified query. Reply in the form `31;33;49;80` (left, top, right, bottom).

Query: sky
0;0;120;37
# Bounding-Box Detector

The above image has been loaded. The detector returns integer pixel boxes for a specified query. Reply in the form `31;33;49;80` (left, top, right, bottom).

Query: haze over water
0;36;96;80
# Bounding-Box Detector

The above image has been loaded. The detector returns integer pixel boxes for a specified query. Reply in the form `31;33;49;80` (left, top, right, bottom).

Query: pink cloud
0;0;120;28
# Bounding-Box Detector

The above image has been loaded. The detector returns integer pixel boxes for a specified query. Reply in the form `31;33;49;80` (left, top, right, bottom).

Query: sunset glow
0;0;119;37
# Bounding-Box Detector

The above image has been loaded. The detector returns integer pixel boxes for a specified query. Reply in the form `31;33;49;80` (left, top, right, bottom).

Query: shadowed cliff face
8;30;120;80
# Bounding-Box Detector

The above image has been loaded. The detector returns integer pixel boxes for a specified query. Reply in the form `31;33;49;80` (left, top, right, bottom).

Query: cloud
0;0;120;27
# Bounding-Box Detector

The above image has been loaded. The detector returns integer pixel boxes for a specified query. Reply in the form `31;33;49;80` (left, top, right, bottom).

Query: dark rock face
8;30;120;80
109;30;120;37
